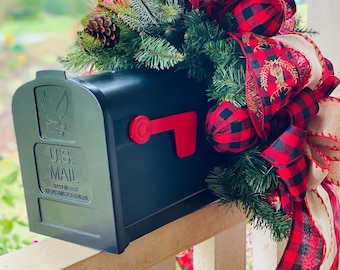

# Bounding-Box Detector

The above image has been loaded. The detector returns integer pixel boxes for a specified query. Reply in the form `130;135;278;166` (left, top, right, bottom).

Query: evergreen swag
59;0;316;242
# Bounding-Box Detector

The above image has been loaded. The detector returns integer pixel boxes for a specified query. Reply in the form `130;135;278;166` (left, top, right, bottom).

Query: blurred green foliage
0;157;31;255
6;0;91;19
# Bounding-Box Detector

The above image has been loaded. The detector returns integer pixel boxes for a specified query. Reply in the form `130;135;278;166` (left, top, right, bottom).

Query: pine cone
84;15;120;48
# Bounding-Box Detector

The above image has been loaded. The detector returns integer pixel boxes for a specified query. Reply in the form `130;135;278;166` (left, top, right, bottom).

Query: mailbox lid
12;70;128;253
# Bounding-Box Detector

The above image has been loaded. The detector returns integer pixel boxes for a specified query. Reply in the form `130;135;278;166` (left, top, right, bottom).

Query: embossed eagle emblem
40;90;68;136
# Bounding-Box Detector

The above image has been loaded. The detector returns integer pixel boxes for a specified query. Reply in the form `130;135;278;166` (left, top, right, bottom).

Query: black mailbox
12;69;221;254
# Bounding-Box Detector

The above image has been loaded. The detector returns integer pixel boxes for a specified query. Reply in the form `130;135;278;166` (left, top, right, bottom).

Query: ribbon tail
276;181;340;269
276;198;324;269
321;181;340;269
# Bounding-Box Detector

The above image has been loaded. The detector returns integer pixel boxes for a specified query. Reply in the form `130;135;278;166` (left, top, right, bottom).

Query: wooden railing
0;203;248;270
0;202;287;270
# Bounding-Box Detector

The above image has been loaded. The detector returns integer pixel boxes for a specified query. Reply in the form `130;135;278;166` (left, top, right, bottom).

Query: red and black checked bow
262;88;340;269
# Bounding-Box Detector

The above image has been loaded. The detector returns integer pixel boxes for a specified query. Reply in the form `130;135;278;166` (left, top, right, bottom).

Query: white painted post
307;0;340;77
193;222;246;270
252;227;287;270
252;228;278;270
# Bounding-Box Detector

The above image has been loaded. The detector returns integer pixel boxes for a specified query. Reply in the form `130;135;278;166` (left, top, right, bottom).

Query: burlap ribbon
306;97;340;190
263;94;340;268
303;97;340;269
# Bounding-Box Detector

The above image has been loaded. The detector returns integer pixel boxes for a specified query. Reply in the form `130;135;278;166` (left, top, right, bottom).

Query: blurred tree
6;0;90;20
0;0;19;23
43;0;91;16
11;0;44;18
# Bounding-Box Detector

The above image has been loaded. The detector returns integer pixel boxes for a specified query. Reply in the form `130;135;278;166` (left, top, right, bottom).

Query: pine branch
204;39;242;66
134;34;184;70
250;202;291;242
57;34;99;74
156;1;183;23
58;28;140;74
185;21;226;45
60;49;137;74
117;13;147;32
207;65;246;106
206;145;291;241
176;10;226;81
130;0;159;26
58;48;96;74
93;47;138;71
182;9;207;28
116;0;183;36
219;11;238;33
162;21;186;46
204;39;246;105
178;42;214;81
238;147;280;193
115;0;161;32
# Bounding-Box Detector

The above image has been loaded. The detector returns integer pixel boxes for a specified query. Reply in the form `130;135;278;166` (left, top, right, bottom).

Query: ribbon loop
282;87;319;128
304;142;330;190
262;125;308;200
262;88;319;200
306;97;340;187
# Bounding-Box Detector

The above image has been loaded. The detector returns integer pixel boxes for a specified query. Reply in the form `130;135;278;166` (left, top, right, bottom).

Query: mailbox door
12;70;128;253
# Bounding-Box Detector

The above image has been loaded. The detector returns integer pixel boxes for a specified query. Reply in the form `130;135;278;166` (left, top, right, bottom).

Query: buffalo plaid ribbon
232;0;284;36
204;0;295;37
229;32;312;140
262;88;318;200
277;194;324;269
277;179;340;269
205;101;258;153
264;95;340;269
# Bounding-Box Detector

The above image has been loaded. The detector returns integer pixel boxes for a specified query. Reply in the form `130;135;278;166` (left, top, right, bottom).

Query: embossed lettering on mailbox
34;144;91;203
